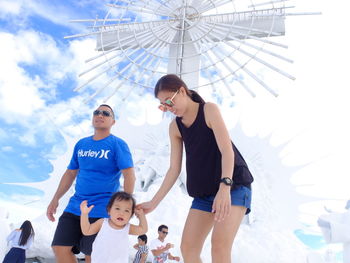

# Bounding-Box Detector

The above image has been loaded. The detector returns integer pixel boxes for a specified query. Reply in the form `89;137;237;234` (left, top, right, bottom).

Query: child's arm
80;200;103;235
139;251;148;263
129;208;148;235
133;243;140;250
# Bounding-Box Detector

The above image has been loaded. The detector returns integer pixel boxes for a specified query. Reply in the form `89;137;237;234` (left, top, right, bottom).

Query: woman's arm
129;208;148;235
80;200;103;235
138;120;183;213
6;230;17;242
205;103;235;222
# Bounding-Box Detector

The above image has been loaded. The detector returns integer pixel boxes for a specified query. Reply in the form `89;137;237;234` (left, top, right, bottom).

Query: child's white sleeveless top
91;218;130;263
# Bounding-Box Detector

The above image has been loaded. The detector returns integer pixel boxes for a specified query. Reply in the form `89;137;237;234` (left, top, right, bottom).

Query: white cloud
0;31;53;120
0;0;88;31
0;0;22;17
1;146;13;152
0;29;99;148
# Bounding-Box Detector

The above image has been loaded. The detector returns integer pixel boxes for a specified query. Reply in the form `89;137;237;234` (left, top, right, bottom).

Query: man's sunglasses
93;110;113;117
161;231;168;235
158;90;179;112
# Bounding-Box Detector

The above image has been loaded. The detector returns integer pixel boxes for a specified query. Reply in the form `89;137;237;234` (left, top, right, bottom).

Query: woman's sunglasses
93;110;112;117
158;90;179;112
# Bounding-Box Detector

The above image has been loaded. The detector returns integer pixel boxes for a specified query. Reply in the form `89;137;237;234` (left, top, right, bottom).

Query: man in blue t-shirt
46;104;135;263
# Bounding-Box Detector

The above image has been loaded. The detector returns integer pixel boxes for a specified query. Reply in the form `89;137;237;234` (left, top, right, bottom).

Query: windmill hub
168;5;201;30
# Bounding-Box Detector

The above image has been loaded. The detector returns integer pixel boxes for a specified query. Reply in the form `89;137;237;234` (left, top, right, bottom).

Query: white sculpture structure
318;201;350;263
65;0;319;103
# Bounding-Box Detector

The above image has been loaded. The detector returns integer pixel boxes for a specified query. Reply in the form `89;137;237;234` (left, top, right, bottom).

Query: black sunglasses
161;231;168;235
93;110;112;117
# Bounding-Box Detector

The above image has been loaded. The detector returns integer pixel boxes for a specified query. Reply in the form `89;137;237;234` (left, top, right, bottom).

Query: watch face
221;177;232;185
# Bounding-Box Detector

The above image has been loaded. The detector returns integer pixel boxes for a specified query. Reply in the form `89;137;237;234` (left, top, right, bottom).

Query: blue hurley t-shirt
64;134;133;218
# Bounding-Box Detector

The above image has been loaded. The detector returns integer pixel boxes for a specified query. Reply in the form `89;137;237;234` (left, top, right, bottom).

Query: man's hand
46;198;59;222
165;243;174;249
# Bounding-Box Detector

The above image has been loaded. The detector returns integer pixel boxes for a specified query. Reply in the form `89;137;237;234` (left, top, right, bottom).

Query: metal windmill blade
65;0;319;103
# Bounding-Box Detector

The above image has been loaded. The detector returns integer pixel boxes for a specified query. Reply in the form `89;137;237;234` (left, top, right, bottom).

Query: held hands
80;200;94;215
212;186;231;222
136;200;156;214
134;208;145;218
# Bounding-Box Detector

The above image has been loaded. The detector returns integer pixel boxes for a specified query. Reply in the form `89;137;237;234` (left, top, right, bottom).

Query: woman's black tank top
175;103;253;197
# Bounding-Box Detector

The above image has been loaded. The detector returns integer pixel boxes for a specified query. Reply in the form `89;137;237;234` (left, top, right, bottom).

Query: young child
80;191;148;263
3;220;35;263
133;234;148;263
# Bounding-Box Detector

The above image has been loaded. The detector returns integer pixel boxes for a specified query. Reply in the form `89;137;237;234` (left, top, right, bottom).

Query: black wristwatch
220;177;233;186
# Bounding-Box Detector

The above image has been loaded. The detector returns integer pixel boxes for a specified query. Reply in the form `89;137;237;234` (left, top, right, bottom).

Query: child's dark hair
99;104;115;119
19;220;35;246
154;74;205;103
107;191;136;216
138;234;148;244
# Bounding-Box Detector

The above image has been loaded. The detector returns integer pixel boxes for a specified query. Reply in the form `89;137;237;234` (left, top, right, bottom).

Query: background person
2;220;34;263
149;225;180;262
133;234;149;263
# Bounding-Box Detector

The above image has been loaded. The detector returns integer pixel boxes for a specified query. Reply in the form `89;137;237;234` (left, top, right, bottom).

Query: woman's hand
212;186;231;222
136;200;156;214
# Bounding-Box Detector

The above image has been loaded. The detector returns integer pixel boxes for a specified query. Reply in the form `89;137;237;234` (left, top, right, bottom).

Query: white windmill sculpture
65;0;319;103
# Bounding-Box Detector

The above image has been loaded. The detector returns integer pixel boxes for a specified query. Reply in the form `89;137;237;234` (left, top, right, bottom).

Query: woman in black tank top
139;74;253;263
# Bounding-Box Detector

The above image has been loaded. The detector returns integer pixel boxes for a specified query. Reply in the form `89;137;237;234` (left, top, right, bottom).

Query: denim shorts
191;185;252;214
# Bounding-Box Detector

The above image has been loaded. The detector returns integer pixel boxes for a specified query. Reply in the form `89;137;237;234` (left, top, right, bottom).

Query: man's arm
46;169;78;222
151;243;172;256
122;167;135;194
168;253;180;261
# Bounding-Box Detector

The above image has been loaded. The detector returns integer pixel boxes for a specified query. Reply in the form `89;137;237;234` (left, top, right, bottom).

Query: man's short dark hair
99;104;115;119
158;224;168;232
138;234;148;244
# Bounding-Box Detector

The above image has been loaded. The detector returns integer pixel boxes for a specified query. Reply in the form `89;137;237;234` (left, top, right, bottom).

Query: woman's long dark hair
19;220;35;246
154;74;205;103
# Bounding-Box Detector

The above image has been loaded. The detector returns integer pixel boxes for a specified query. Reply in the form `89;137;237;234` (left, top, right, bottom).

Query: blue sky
0;0;106;201
1;0;350;238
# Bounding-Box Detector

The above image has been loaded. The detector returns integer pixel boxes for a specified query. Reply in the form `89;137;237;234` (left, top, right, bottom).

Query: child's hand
134;208;144;218
80;200;94;215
